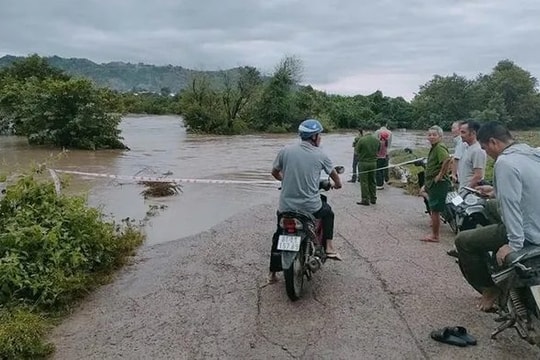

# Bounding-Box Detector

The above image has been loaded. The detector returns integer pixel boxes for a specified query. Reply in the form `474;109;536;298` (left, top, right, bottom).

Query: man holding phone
454;122;540;311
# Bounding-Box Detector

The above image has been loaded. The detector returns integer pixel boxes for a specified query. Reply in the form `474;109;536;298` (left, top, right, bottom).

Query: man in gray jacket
455;121;540;311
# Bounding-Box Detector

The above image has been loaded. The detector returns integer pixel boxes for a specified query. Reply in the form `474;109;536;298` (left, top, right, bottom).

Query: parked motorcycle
446;186;492;233
481;246;540;347
272;166;344;301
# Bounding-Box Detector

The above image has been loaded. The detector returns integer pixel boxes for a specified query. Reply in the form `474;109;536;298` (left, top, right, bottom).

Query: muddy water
0;115;428;245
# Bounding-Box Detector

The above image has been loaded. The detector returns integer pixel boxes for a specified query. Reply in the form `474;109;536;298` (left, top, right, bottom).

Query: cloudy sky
1;0;540;99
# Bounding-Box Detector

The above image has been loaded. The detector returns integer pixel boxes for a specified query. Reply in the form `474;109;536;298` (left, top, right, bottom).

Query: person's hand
475;185;495;198
434;174;441;183
332;181;342;190
496;245;513;266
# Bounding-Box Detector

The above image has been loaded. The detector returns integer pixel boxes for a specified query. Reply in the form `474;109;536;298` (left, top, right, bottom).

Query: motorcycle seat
505;244;540;265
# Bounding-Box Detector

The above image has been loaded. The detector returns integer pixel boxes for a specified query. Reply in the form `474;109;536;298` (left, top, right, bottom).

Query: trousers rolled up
358;161;377;203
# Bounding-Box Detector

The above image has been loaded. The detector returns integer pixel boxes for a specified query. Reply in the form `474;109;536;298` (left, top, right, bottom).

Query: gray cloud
2;0;540;98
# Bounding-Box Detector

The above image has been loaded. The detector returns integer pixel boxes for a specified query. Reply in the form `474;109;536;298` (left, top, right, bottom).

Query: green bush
0;171;144;358
0;307;53;359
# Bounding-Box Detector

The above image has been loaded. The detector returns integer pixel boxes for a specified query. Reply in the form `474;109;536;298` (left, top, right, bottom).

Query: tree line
1;54;539;149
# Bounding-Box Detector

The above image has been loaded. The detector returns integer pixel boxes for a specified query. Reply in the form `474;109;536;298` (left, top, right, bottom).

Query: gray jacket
495;143;540;251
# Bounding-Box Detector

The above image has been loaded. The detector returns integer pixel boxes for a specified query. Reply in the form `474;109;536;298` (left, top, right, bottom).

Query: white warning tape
50;169;280;185
354;157;426;175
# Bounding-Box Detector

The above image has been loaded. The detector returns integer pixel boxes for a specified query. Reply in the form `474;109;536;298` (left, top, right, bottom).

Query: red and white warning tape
50;169;280;185
50;157;425;186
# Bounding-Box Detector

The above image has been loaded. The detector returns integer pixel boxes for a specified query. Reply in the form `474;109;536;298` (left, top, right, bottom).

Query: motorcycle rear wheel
284;249;305;301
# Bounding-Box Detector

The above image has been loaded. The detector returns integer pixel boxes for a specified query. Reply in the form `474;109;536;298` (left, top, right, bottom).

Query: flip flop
421;236;439;243
430;328;467;347
326;252;342;261
447;326;477;345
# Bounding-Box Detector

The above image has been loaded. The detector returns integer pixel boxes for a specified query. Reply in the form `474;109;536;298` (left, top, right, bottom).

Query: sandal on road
447;326;477;345
326;252;342;261
430;328;467;347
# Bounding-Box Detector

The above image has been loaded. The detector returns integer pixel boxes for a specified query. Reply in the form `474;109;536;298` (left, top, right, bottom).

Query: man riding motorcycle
455;121;540;311
268;119;343;283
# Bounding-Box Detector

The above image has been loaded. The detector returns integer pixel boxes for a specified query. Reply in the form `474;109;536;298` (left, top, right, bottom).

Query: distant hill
0;55;249;93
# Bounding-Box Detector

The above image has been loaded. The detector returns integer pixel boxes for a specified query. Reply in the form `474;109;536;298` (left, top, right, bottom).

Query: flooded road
0;115;428;245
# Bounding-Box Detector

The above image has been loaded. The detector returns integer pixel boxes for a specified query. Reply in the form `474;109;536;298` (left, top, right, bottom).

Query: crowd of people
268;117;540;313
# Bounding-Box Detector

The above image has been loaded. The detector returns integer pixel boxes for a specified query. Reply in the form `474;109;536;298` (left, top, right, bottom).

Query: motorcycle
446;186;492;233
271;166;344;301
486;246;540;347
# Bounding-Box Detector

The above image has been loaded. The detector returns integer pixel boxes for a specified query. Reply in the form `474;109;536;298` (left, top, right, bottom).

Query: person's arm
496;159;525;251
435;156;452;182
271;168;282;181
468;147;487;187
468;168;484;188
451;142;463;180
451;159;459;182
329;170;342;189
271;149;284;181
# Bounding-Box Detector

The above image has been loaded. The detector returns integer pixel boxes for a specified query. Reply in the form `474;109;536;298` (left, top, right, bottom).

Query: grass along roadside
387;129;540;195
0;169;144;359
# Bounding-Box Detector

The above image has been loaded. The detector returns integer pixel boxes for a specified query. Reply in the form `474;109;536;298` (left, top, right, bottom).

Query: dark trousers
455;200;506;291
376;157;388;186
351;154;359;182
269;202;335;272
359;161;377;203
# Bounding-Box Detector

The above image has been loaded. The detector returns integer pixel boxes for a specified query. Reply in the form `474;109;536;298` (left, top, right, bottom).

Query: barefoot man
421;125;451;242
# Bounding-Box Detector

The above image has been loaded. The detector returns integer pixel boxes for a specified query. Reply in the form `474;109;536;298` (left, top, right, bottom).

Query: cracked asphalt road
50;184;540;359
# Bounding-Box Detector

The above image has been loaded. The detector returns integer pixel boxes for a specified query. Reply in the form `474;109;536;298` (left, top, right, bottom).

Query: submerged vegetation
0;55;126;150
0;169;144;359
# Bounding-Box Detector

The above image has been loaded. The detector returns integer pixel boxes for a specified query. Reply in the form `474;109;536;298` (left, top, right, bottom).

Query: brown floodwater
0;115;429;245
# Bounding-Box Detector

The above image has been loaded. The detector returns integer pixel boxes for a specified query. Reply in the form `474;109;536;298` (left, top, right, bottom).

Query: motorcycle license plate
530;285;540;309
277;235;301;251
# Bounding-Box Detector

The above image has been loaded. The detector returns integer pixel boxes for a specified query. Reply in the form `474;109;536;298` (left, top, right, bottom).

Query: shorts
427;180;450;212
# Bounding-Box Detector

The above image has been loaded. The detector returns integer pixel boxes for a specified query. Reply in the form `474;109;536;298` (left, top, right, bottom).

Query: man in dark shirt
355;130;380;205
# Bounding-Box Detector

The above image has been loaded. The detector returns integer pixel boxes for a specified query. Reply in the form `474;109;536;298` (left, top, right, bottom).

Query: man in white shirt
457;120;487;192
450;120;467;184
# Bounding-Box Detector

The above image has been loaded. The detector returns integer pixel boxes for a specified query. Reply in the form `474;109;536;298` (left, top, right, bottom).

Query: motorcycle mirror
334;166;345;174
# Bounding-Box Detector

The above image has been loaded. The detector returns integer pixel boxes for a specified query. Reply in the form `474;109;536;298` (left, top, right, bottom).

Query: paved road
50;184;540;359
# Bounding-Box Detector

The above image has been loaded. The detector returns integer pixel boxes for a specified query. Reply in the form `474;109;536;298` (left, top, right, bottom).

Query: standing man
457;120;487;192
446;120;486;258
375;131;390;190
355;129;380;206
450;120;466;184
375;124;393;184
348;129;363;182
421;125;451;242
